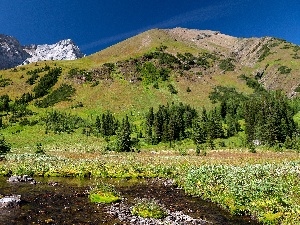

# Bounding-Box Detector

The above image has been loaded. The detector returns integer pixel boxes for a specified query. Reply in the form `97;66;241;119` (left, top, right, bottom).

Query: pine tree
0;135;11;155
145;107;154;144
95;115;101;136
192;118;207;153
116;115;132;152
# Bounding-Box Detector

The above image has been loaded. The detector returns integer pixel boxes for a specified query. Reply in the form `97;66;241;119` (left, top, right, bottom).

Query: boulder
0;195;21;208
7;175;36;184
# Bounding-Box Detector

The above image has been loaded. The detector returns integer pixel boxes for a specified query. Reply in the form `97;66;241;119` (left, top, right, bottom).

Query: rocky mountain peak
23;38;84;65
0;35;84;70
0;34;30;70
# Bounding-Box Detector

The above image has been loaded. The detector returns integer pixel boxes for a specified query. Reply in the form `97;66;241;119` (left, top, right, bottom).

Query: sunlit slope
0;28;299;116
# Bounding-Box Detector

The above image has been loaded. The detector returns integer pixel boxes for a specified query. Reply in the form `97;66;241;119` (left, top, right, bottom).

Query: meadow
1;141;299;224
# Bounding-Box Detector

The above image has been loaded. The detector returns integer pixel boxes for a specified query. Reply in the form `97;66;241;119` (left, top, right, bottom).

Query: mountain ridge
87;28;299;97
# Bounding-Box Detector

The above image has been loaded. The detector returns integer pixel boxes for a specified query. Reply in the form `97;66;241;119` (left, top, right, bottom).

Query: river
0;177;259;224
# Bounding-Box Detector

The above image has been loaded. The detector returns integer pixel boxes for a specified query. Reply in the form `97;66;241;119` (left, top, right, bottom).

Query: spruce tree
116;115;132;152
192;118;207;154
145;107;154;144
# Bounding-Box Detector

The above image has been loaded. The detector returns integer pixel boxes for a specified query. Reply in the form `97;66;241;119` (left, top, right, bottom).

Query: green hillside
0;28;299;149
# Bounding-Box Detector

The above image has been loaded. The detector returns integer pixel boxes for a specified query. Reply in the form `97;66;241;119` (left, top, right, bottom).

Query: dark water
0;177;259;225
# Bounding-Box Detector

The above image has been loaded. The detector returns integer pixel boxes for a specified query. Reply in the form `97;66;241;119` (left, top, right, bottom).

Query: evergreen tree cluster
35;84;75;108
44;110;84;134
33;67;62;98
145;103;198;145
95;111;119;137
209;84;299;149
192;107;231;151
0;94;10;113
244;91;297;147
94;112;137;152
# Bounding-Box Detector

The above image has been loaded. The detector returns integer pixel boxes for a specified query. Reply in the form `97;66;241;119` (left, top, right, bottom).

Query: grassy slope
0;29;299;148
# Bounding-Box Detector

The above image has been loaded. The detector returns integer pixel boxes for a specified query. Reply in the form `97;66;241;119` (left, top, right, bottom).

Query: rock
7;175;36;184
0;195;21;208
107;201;210;225
22;39;84;65
0;34;30;69
0;34;84;70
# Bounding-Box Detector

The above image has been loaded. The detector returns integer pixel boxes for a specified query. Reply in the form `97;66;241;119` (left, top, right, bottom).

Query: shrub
35;143;45;154
167;84;178;94
0;76;12;87
278;66;292;74
294;85;300;93
26;73;39;85
258;44;271;61
219;58;235;71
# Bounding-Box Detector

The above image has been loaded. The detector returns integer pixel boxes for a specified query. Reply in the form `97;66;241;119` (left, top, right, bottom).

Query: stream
0;177;259;225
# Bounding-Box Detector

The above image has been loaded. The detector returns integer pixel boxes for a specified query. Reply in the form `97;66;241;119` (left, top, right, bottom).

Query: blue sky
0;0;299;54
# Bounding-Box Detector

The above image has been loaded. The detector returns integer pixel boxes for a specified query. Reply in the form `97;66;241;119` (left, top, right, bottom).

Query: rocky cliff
0;34;30;70
0;35;84;70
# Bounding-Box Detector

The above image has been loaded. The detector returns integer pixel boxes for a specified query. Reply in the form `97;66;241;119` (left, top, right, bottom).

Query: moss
131;198;167;219
89;192;121;204
89;182;121;204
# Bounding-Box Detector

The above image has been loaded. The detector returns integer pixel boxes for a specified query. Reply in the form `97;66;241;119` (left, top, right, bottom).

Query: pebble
107;202;211;225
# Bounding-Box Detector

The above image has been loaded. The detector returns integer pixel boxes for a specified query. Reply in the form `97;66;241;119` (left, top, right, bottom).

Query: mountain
0;34;30;70
0;34;84;70
0;28;299;112
88;28;300;97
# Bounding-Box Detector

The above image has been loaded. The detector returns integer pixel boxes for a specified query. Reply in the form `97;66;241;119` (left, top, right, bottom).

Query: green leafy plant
131;198;167;219
278;66;292;74
184;162;300;224
35;143;45;154
89;182;121;204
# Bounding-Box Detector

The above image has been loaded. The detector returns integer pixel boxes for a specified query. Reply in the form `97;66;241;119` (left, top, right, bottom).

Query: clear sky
0;0;299;55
